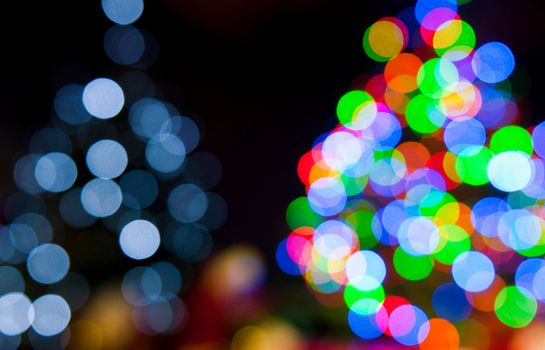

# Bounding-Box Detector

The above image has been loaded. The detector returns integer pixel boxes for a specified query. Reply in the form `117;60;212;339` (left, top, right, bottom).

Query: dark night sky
1;0;545;300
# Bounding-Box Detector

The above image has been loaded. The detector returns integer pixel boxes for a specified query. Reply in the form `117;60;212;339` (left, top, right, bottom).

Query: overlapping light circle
0;0;227;340
278;0;544;347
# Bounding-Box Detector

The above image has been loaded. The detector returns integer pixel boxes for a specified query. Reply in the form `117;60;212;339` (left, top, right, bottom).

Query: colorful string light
278;0;544;347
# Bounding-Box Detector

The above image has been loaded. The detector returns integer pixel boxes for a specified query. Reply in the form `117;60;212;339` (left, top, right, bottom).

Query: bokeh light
452;251;495;292
82;78;125;119
104;25;145;65
167;184;208;223
277;1;545;346
4;0;545;346
31;294;71;336
27;243;70;284
54;84;93;125
59;188;97;228
145;133;186;173
0;267;25;295
0;0;228;344
119;219;160;260
81;178;123;217
0;293;33;336
86;139;128;179
487;151;532;192
34;152;78;193
495;286;537;328
119;170;158;209
472;42;515;83
102;0;144;25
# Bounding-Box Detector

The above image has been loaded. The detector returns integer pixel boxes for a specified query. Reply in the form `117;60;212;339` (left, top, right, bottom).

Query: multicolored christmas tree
277;0;545;347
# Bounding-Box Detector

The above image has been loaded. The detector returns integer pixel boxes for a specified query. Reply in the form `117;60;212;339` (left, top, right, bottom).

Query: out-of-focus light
104;25;145;65
472;42;515;83
346;250;386;291
132;296;187;335
196;192;228;230
0;0;227;339
277;0;545;344
59;188;97;228
13;213;52;245
385;53;423;93
204;246;266;300
494;286;537;328
419;318;459;350
224;252;266;295
388;304;429;346
0;266;25;295
119;170;158;209
34;152;77;193
86;139;128;179
145;133;186;173
393;247;434;281
102;0;144;25
164;223;213;262
432;282;472;322
231;321;304;350
167;184;208;223
487;151;532;192
48;273;90;311
7;224;36;255
119;220;160;260
497;209;542;251
0;293;33;336
0;223;37;262
13;154;43;195
28;328;66;350
322;131;364;172
532;121;545;159
455;146;493;186
415;0;458;24
151;262;182;297
81;178;123;217
444;118;486;155
363;18;407;62
27;244;70;285
452;251;495;292
307;177;347;217
122;266;162;306
82;78;125;119
0;334;20;350
532;266;545;301
129;98;170;139
54;84;93;125
7;223;38;258
398;216;440;256
336;90;377;129
31;294;71;336
276;239;300;276
167;116;200;153
508;322;545;350
348;305;387;339
490;126;533;155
